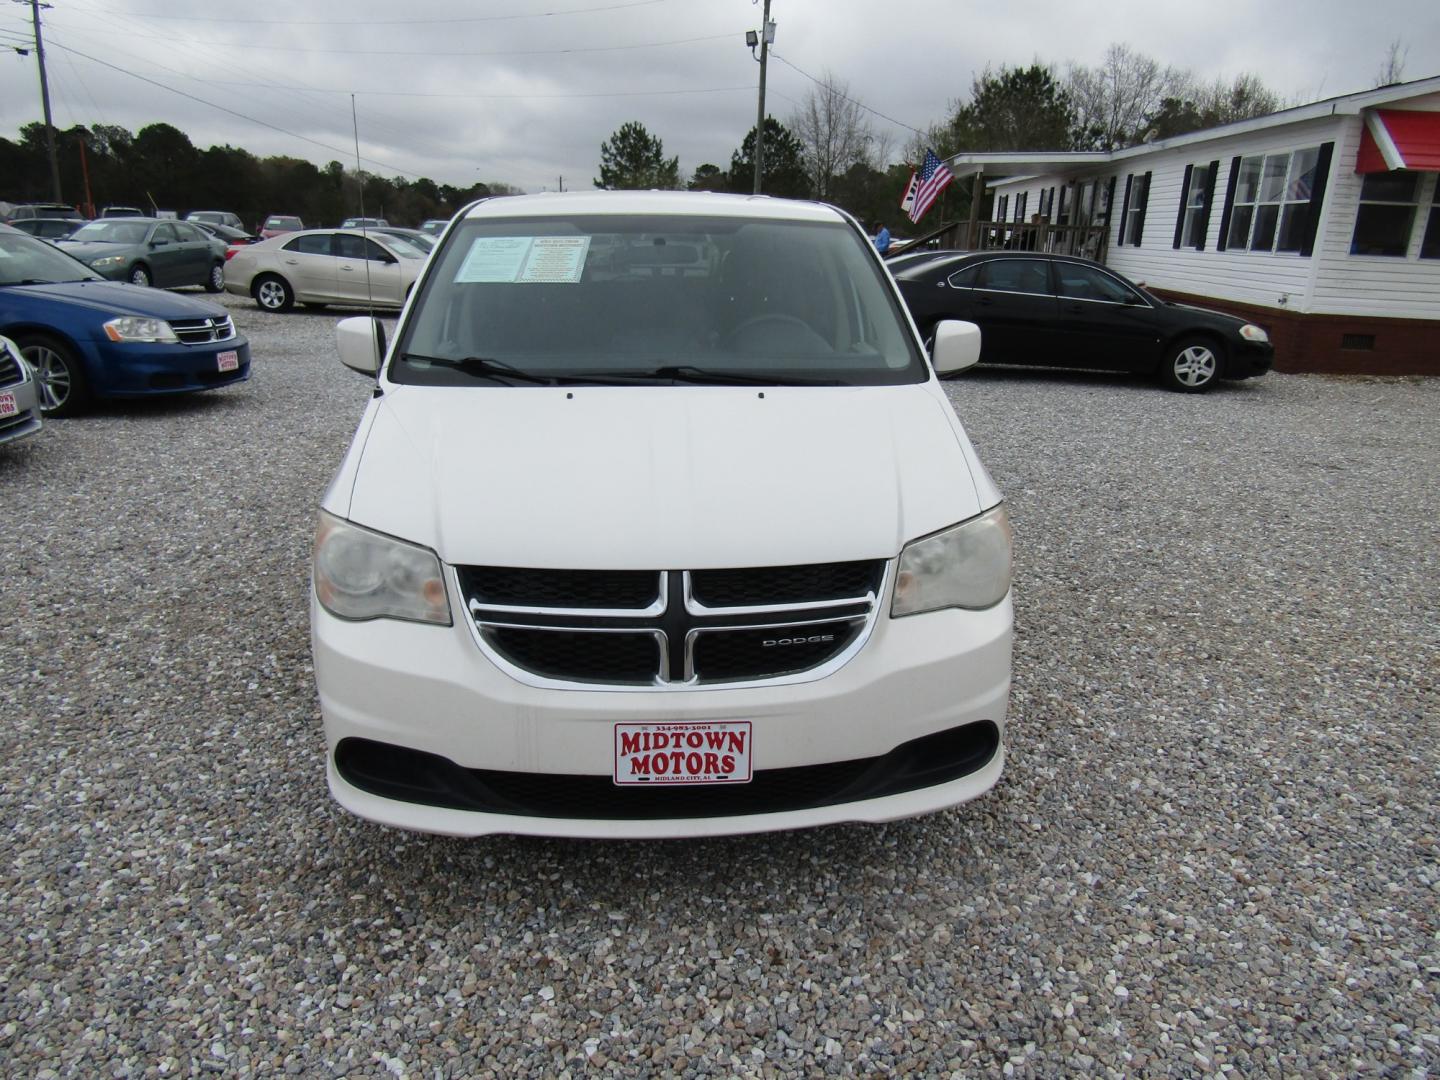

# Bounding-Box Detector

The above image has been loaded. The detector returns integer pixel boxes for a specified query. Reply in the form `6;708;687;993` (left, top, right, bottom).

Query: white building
945;75;1440;374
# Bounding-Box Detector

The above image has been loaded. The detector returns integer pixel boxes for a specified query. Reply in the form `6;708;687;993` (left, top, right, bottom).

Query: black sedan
890;251;1274;392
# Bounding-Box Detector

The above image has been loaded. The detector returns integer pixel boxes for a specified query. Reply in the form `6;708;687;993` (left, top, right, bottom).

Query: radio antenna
351;93;377;324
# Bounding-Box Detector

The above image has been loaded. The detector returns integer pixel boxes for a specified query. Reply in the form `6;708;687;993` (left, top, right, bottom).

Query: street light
744;1;775;195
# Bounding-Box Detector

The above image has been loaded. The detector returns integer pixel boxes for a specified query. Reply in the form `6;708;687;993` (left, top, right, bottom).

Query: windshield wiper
7;278;58;286
401;353;560;386
608;364;843;386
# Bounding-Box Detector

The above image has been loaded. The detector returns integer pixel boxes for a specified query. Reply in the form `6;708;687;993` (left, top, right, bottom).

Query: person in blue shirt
870;221;890;255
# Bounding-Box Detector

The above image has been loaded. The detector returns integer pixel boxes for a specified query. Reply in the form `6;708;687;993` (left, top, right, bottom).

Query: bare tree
1374;38;1409;87
790;72;873;201
1067;44;1185;150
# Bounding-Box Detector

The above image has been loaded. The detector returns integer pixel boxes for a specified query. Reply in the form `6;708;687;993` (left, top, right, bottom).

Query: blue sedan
0;224;250;416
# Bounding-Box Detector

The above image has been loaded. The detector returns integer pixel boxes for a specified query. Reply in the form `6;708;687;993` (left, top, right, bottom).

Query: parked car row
0;223;249;417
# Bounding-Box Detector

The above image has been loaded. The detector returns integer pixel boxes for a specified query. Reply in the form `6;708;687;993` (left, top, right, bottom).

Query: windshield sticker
454;236;590;284
517;236;590;283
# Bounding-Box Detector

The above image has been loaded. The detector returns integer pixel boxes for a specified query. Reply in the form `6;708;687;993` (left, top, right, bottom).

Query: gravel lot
2;293;1437;1078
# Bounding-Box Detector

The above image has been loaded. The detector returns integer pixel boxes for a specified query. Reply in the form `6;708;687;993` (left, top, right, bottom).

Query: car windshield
267;217;301;229
0;232;103;284
69;221;148;244
393;213;924;387
383;234;431;256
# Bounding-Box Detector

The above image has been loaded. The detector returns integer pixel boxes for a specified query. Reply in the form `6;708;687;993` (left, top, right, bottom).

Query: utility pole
751;0;772;195
27;0;62;203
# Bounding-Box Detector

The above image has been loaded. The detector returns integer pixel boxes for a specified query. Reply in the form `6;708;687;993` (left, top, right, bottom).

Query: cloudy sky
1;0;1436;194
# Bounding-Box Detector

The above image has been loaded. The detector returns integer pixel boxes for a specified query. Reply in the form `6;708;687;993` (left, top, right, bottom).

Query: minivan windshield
391;213;925;387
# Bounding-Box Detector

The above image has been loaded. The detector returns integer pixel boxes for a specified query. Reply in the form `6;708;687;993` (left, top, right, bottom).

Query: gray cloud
2;0;1436;195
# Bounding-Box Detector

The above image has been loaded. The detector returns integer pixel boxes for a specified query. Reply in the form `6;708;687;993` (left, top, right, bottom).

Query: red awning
1357;108;1440;173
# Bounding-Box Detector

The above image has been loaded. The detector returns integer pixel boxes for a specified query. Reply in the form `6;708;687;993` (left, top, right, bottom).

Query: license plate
613;721;752;786
0;391;15;418
216;350;239;372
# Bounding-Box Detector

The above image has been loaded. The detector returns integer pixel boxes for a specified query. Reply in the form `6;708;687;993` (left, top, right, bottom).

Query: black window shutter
1299;141;1335;258
1173;164;1194;249
1118;175;1133;243
1216;156;1242;252
1196;160;1220;251
1133;172;1152;246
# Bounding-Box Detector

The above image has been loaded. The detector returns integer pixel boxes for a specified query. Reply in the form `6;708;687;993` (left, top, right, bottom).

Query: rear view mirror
929;319;981;375
336;316;386;375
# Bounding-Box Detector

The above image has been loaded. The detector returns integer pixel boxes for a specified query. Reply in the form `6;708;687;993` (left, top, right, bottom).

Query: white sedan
224;229;427;313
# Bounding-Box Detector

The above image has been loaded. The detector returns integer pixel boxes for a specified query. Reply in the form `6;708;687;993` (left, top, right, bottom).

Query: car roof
460;190;848;225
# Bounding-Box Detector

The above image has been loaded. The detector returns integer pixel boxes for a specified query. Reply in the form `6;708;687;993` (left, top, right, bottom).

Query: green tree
687;163;728;192
728;117;809;198
594;121;679;190
948;64;1077;152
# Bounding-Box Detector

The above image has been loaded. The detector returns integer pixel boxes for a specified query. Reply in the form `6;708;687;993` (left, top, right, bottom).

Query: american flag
907;150;954;224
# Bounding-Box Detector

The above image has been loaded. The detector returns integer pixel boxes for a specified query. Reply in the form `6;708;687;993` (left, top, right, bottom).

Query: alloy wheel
1172;345;1217;388
26;343;71;412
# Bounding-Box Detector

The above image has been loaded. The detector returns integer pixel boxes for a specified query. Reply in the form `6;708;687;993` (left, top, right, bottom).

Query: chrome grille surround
457;562;889;692
168;315;235;344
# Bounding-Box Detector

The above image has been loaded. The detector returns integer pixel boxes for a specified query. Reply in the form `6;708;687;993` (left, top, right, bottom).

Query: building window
1351;171;1421;257
997;194;1009;222
1422;179;1440;260
1227;147;1320;253
1120;173;1149;246
1180;167;1209;247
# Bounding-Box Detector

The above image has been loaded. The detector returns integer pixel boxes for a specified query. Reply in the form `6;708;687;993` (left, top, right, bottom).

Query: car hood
344;383;983;569
57;241;138;262
6;280;229;319
1162;300;1251;329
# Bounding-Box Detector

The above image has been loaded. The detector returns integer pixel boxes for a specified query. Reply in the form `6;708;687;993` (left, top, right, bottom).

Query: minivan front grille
459;561;887;689
169;316;235;344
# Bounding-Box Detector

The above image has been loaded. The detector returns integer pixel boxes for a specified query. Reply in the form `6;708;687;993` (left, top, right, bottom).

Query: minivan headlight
313;511;451;624
892;505;1012;616
103;316;178;343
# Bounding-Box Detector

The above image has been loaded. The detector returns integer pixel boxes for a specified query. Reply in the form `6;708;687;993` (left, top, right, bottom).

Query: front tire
17;334;89;417
1162;336;1221;393
205;261;225;292
129;264;152;288
253;274;294;312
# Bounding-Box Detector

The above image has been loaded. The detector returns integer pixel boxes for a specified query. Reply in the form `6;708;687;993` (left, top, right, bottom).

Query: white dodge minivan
312;191;1012;838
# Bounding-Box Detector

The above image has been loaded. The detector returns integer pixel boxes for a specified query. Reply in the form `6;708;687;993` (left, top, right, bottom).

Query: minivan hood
344;384;982;569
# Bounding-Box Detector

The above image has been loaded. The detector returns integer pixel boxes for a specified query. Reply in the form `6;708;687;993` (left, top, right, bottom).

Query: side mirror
336;316;386;376
929;319;981;375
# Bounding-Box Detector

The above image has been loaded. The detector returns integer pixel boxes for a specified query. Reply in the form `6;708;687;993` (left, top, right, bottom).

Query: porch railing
891;217;1110;263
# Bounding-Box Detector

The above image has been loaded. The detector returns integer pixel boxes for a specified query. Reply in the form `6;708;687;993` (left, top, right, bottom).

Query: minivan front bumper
312;581;1012;839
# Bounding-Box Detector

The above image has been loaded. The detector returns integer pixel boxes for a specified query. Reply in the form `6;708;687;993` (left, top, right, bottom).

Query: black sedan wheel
205;261;225;293
1162;337;1221;393
17;334;88;417
253;274;294;312
129;264;152;287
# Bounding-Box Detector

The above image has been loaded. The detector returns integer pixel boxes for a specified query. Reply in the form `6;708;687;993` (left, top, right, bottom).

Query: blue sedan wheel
18;334;89;417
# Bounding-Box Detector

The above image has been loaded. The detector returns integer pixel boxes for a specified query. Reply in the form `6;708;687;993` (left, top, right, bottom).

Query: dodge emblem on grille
762;634;835;647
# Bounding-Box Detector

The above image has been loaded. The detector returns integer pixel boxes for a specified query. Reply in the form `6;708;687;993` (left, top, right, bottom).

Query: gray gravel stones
1;301;1437;1077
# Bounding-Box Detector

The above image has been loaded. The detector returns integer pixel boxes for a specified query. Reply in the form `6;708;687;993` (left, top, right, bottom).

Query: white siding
988;96;1440;320
1308;100;1440;320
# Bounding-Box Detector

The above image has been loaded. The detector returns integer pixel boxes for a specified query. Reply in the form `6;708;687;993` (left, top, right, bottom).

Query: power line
770;52;928;137
41;40;425;180
65;0;668;25
45;29;743;59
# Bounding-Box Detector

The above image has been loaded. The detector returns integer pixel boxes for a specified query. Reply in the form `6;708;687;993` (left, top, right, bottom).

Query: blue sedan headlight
103;317;178;343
